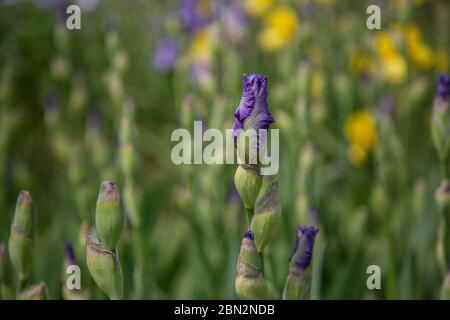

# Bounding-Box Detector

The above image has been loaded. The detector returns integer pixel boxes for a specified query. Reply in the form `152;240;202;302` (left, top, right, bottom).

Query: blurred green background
0;0;449;299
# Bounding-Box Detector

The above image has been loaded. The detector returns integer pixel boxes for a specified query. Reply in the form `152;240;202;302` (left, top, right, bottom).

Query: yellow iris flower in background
188;27;213;63
245;0;274;17
376;32;407;84
404;25;434;70
258;6;299;53
345;110;377;166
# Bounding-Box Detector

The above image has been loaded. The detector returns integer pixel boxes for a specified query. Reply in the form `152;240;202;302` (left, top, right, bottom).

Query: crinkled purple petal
437;73;450;99
232;73;274;141
289;225;319;270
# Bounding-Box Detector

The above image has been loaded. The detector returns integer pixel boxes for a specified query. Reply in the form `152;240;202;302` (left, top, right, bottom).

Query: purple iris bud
152;38;178;73
289;225;319;270
232;73;274;142
177;0;207;32
64;242;76;265
437;74;450;99
244;230;254;241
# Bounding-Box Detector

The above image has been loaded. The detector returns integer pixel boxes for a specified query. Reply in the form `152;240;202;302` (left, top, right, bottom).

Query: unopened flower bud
235;231;267;300
86;235;123;300
282;225;319;300
8;191;34;283
431;74;450;162
17;282;47;300
251;180;281;252
95;181;123;250
234;165;262;211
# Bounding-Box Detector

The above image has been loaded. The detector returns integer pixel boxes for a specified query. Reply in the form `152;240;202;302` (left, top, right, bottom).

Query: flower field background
0;0;449;299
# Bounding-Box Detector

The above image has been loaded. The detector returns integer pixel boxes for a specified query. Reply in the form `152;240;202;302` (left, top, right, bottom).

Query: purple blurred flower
217;3;248;45
178;0;208;32
289;225;319;270
233;73;274;141
437;74;450;99
152;38;178;73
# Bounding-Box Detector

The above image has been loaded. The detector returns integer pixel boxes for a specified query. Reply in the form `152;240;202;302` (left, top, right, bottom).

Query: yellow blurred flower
376;32;407;84
347;144;368;166
189;28;213;63
436;48;449;72
245;0;274;17
376;32;398;59
258;6;299;53
405;25;434;70
381;54;407;84
345;110;377;166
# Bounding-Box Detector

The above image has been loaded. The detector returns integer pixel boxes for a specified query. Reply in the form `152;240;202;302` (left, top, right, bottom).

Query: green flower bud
235;231;267;300
17;282;47;300
432;96;450;163
8;191;34;283
234;165;262;211
8;227;32;283
282;268;312;300
251;180;281;252
282;226;319;300
12;191;34;235
86;234;123;300
95;181;123;250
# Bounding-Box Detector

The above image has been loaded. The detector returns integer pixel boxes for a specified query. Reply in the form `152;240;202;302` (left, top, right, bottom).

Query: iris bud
86;235;123;300
8;191;34;284
95;181;123;250
235;231;267;300
431;74;450;164
282;225;319;300
251;180;281;252
17;282;47;300
234;165;262;211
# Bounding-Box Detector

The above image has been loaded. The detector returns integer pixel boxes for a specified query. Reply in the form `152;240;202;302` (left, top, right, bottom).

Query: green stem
245;207;254;227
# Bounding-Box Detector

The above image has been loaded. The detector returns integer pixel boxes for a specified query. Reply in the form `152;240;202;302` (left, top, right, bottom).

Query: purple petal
289;225;319;269
232;73;274;140
437;74;450;99
152;38;178;72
